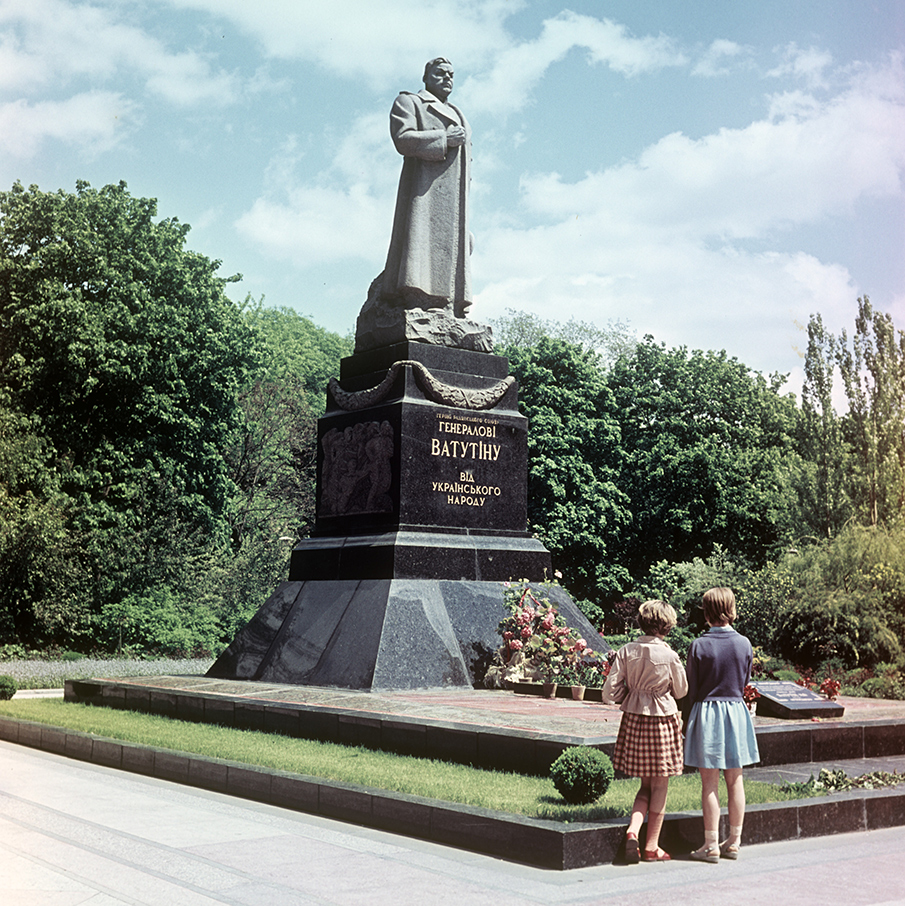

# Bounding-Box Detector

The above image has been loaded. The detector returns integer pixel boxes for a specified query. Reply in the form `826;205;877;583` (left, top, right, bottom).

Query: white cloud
515;56;905;238
470;57;904;377
0;0;239;105
237;110;399;268
459;10;685;115
0;91;136;156
692;39;748;78
164;0;521;89
236;185;389;268
767;42;834;89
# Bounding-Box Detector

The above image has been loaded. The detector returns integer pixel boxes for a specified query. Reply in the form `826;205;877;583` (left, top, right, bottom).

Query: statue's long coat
381;89;471;314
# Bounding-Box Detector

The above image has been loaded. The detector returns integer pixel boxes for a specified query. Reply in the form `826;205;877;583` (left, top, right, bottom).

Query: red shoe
642;848;671;862
625;832;640;864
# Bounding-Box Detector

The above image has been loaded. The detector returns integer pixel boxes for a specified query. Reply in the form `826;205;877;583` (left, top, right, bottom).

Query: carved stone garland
328;360;514;412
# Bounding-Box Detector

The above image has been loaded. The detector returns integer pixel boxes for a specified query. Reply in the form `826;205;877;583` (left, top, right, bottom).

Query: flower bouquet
484;582;588;690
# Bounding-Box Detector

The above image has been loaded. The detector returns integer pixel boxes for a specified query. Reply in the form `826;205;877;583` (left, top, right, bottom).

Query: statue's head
423;57;454;101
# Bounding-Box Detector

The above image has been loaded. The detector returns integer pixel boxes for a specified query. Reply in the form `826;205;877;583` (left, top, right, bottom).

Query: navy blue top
686;626;753;704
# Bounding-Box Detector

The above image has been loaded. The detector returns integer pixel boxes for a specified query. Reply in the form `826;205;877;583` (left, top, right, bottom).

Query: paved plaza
2;740;905;906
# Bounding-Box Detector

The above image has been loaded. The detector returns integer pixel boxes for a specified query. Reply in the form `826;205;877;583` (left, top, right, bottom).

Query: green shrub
774;589;900;668
775;668;801;683
860;673;905;701
96;586;221;657
0;643;28;661
736;561;794;650
0;675;17;700
550;746;614;804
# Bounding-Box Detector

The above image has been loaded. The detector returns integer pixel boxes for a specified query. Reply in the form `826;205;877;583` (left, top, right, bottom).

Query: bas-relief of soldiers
319;420;395;517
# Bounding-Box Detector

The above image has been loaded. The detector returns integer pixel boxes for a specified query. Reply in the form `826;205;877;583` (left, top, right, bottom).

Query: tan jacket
602;636;688;716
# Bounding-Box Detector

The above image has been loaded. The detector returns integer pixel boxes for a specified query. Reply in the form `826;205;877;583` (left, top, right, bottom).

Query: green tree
225;377;317;548
605;338;799;579
503;337;631;603
836;296;905;527
243;302;352;415
0;396;80;642
0;180;258;644
793;313;852;538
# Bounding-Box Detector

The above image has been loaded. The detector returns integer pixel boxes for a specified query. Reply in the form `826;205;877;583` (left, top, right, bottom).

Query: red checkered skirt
612;711;684;777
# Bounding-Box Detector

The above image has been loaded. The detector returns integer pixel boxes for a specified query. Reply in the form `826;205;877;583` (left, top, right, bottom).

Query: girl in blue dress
684;587;760;862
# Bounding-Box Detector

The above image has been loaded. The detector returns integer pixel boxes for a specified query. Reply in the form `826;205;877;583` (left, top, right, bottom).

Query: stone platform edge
62;678;905;775
3;713;905;871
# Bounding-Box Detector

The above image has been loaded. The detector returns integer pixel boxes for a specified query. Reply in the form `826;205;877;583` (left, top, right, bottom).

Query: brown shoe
625;832;640;864
642;848;671;862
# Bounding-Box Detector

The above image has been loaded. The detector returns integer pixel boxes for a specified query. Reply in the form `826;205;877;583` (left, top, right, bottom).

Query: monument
208;59;608;691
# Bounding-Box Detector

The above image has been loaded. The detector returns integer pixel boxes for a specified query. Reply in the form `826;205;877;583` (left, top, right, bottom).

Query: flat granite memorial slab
753;680;845;719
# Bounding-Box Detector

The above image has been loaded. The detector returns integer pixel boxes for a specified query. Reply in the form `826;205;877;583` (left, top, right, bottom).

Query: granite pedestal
209;341;608;690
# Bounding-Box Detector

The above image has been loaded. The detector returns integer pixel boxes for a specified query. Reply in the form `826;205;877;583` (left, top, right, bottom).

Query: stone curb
62;679;905;774
2;714;904;871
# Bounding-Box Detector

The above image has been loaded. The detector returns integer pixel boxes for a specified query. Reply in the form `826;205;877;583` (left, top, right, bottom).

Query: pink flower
509;639;523;651
503;631;513;640
541;613;555;631
573;638;587;652
521;626;532;639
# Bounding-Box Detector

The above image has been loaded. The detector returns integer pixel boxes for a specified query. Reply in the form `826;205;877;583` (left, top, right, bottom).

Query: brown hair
702;587;737;625
637;599;678;636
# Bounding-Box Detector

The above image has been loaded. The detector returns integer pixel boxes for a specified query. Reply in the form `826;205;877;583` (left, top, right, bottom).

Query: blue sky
2;1;903;397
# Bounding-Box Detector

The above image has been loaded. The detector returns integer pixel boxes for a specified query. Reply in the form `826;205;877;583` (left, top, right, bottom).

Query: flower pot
542;681;558;699
571;685;586;701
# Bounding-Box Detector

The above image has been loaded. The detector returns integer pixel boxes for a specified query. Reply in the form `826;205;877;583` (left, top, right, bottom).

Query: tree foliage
503;337;631;600
0;180;258;645
793;313;852;538
242;302;352;415
771;525;905;668
605;337;799;578
836;296;905;527
0;180;256;536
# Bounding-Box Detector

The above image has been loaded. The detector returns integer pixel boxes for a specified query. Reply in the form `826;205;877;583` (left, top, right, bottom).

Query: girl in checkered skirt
602;600;688;863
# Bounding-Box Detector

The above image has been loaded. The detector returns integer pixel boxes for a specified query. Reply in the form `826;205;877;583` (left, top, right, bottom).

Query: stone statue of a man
356;59;491;353
380;57;472;318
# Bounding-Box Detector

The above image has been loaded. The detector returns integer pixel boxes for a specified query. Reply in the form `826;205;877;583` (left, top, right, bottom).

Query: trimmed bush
550;746;614;804
0;675;17;700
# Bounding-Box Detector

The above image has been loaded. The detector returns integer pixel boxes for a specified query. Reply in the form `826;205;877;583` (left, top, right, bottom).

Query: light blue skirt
684;701;760;769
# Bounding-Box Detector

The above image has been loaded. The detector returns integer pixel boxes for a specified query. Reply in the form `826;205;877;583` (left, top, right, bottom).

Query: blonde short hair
637;599;677;636
702;587;736;625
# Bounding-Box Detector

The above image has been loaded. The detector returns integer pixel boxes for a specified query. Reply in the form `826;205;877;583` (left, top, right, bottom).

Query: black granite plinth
752;681;846;719
207;579;608;691
315;343;527;539
211;341;580;690
289;530;551;582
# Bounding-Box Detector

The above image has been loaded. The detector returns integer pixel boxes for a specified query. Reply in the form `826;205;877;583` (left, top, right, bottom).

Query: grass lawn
0;699;814;823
